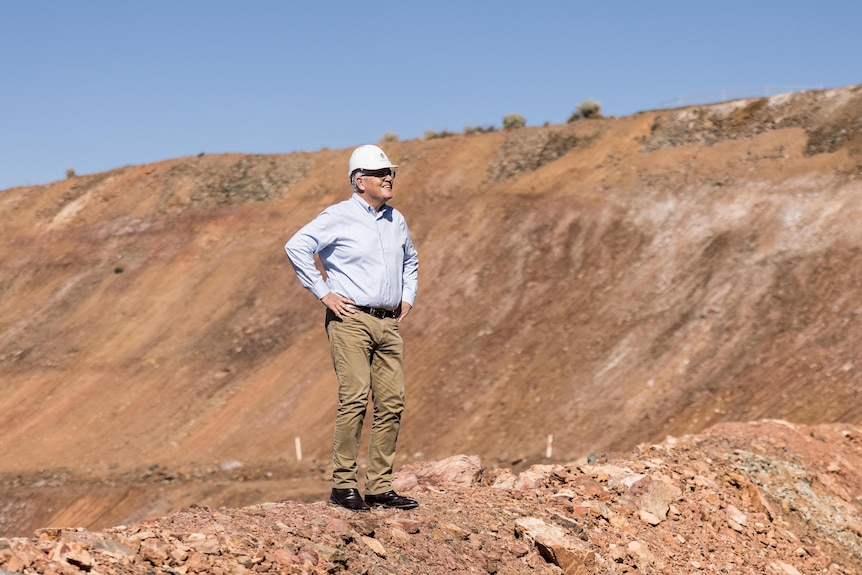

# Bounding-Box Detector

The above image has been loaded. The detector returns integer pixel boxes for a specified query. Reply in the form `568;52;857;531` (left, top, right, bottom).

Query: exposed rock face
1;421;861;574
1;85;862;538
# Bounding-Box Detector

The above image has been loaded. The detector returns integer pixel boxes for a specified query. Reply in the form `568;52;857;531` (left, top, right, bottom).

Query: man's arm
285;211;357;320
399;220;419;322
284;212;334;300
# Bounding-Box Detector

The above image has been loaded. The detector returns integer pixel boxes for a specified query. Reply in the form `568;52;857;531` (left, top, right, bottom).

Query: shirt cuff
311;281;330;300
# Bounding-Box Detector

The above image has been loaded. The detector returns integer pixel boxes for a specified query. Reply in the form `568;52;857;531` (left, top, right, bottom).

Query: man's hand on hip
398;301;412;323
321;293;356;319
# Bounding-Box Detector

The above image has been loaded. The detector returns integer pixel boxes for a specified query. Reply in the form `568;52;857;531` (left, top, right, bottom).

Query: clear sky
1;0;860;191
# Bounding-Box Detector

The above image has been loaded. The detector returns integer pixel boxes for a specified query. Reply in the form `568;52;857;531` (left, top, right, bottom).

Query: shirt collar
351;192;390;217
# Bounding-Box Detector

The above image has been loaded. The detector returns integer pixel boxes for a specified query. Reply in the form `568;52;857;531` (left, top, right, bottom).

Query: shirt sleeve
400;219;419;306
284;210;337;300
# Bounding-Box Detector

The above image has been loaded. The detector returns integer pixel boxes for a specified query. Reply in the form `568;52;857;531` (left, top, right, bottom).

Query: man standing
285;144;419;511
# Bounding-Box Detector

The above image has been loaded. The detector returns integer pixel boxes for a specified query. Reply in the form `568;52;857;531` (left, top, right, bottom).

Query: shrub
568;99;602;122
66;168;76;179
502;114;526;130
424;129;456;140
380;132;399;143
464;125;497;135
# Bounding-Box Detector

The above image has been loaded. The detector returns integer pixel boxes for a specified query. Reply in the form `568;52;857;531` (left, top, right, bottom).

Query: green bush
65;168;76;179
502;114;526;130
380;132;399;143
568;99;602;122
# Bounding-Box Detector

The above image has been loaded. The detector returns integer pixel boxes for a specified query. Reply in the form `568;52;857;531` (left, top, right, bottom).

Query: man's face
357;169;396;209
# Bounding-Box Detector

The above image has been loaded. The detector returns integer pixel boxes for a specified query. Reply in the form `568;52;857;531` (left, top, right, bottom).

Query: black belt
353;305;399;319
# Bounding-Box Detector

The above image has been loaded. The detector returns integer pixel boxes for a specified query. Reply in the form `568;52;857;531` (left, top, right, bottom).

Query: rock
391;472;419;492
627;541;656;568
575;499;610;521
488;469;517;489
309;542;345;564
34;528;65;541
771;561;803;575
514;517;568;546
622;473;682;524
324;517;352;541
235;553;254;567
399;454;483;488
513;464;565;490
0;541;41;571
50;540;93;569
580;464;639;485
184;532;221;555
726;504;747;526
549;512;586;535
90;538;136;557
514;517;594;574
389;527;410;542
0;547;25;574
551;545;597;575
184;550;211;571
639;509;663;525
272;548;298;566
139;537;170;565
388;517;420;534
550;488;578;500
297;546;319;565
170;546;189;563
360;536;387;557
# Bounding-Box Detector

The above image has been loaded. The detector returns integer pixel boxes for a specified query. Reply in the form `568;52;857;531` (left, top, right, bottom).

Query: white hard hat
348;144;398;180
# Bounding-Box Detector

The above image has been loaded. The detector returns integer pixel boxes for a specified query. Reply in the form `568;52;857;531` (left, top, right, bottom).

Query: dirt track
1;85;861;537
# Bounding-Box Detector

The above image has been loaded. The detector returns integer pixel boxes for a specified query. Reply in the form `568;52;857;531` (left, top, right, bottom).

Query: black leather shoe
330;488;371;511
365;490;419;510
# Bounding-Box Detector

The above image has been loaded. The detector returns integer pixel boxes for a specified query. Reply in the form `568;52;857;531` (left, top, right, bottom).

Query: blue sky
1;0;860;191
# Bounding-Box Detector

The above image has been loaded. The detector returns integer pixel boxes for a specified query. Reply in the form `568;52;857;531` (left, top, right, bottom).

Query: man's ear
355;176;366;193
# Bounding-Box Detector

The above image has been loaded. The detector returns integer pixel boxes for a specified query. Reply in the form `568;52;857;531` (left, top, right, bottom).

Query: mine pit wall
1;86;861;535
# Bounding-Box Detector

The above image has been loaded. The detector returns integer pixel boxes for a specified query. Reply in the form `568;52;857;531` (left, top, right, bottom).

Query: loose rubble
1;420;860;574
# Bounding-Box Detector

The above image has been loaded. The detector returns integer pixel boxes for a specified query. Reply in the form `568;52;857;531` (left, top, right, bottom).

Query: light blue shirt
285;193;418;309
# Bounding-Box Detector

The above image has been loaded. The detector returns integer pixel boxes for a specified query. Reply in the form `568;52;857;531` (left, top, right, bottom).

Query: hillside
1;84;862;539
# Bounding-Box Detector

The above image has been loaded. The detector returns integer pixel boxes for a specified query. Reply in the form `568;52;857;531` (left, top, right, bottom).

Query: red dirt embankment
1;85;861;541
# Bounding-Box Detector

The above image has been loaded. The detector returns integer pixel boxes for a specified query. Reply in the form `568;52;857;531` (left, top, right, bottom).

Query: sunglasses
361;168;396;179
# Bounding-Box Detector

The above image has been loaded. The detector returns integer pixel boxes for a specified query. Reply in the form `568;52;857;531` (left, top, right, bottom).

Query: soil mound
2;421;861;574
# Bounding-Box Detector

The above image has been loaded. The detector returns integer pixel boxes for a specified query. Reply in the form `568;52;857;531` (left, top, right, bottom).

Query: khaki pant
325;310;404;494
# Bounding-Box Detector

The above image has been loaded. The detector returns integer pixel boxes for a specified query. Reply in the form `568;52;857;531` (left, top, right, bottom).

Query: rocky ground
2;420;860;575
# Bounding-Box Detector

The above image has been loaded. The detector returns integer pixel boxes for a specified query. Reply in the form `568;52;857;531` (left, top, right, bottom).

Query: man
284;144;419;511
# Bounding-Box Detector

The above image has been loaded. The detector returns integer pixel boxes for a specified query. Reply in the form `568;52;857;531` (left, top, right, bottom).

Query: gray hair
351;170;364;193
